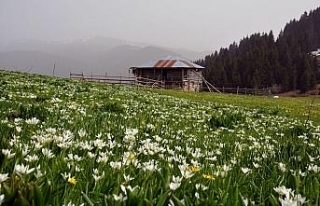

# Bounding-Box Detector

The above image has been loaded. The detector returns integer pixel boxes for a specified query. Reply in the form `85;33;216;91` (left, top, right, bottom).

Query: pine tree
299;56;316;93
200;7;320;93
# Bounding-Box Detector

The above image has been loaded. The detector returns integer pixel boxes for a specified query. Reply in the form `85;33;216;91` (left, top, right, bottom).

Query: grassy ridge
0;70;320;205
153;89;320;125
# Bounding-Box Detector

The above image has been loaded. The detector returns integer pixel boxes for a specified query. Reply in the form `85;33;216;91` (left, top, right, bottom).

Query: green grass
152;89;320;125
0;70;320;206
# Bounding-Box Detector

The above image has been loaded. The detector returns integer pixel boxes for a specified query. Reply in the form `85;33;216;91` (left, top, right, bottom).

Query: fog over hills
0;37;209;77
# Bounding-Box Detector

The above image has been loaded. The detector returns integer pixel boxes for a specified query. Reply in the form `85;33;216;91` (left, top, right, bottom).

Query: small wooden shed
130;56;205;92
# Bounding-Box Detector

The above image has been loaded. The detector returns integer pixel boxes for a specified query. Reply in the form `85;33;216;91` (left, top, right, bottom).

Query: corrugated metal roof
131;56;205;69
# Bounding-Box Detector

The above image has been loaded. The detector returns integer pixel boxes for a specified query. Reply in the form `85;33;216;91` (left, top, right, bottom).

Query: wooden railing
69;72;84;80
70;73;273;95
70;73;165;88
70;73;135;85
203;86;272;95
135;76;165;89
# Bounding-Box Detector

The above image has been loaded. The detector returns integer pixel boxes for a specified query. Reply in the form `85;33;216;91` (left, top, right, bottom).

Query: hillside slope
1;70;320;205
198;7;320;93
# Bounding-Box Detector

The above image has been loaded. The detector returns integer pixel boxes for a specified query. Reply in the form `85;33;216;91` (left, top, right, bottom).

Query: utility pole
53;62;56;77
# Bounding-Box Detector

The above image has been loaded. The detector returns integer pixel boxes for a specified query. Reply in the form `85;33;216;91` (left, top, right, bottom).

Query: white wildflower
87;151;96;159
195;183;208;191
78;129;87;138
274;185;293;197
51;97;62;103
230;158;237;165
142;160;158;172
14;118;23;124
278;192;307;206
241;167;251;174
75;165;82;172
35;169;44;178
126;185;139;193
92;168;105;182
61;172;71;180
308;164;320;172
113;193;127;202
96;152;108;163
290;169;306;177
147;123;155;130
67;153;82;162
123;174;134;182
178;164;194;179
253;162;260;168
0;194;4;205
123;128;138;144
16;126;22;133
169;175;182;191
241;196;249;206
110;161;122;170
122;152;136;165
45;127;57;134
79;141;93;150
25;154;39;162
14;164;35;176
222;164;232;172
195;192;200;199
21;147;29;157
93;139;106;150
2;149;15;159
42;148;54;159
25;117;40;125
0;173;9;183
278;163;287;172
107;139;117;149
293;194;307;205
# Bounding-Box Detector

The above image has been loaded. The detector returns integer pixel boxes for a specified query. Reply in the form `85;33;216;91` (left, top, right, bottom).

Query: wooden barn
130;56;205;92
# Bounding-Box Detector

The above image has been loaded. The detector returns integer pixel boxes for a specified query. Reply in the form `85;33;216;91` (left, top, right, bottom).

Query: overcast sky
0;0;319;51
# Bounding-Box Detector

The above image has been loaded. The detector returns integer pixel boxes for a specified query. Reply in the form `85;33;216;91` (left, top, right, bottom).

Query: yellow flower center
128;153;135;161
187;165;200;173
68;177;77;185
203;174;215;180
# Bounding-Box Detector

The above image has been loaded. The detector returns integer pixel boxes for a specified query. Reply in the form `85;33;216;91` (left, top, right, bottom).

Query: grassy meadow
153;89;320;125
0;70;320;205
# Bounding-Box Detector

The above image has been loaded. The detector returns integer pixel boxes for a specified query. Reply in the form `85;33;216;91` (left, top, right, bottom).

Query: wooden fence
203;86;271;95
70;73;165;89
70;72;272;95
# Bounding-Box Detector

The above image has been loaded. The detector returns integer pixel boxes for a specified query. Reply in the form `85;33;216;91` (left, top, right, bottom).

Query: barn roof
130;56;205;69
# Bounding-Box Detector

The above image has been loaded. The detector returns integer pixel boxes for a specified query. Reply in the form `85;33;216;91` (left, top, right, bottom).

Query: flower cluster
0;71;320;205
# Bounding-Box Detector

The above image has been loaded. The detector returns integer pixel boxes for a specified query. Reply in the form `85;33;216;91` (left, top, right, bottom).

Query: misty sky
0;0;319;51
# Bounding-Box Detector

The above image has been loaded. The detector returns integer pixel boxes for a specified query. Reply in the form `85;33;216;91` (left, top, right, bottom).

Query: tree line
196;7;320;93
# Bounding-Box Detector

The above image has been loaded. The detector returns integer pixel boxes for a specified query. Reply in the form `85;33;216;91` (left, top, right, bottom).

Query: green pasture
153;89;320;125
0;70;319;206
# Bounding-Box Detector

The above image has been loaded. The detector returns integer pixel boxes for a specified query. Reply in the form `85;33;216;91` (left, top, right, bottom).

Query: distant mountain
79;45;180;76
0;51;86;77
166;47;212;61
1;36;127;53
0;37;206;77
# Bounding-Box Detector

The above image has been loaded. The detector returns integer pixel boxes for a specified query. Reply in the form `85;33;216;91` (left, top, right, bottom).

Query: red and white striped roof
131;56;204;69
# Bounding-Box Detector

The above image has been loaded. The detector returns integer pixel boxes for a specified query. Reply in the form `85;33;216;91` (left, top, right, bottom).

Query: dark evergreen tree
199;6;320;93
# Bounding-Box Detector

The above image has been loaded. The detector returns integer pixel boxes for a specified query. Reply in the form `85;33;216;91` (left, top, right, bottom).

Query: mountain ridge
0;37;208;77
